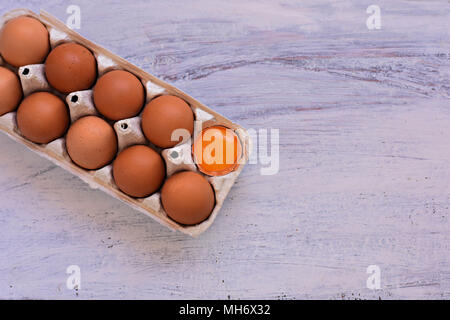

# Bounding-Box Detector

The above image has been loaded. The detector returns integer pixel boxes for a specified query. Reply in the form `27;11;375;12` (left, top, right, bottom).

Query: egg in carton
0;9;249;237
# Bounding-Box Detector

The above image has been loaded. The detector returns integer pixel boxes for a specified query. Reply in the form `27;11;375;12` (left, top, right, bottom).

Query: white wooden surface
0;0;449;299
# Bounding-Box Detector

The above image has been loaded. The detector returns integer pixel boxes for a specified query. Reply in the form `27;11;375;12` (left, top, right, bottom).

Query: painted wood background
0;0;449;299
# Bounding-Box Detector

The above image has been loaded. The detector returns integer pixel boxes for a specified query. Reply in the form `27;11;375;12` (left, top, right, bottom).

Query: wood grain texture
0;0;449;299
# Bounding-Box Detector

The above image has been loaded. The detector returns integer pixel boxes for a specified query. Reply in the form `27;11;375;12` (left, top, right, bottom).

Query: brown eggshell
141;95;194;148
0;16;50;67
66;116;117;170
0;66;22;116
113;145;165;198
93;70;144;121
45;43;97;94
16;92;69;144
161;171;215;225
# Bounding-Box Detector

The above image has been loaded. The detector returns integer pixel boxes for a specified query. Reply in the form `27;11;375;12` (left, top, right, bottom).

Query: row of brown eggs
0;15;215;226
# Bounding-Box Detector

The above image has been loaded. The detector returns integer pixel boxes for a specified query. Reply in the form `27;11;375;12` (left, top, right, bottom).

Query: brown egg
0;16;50;67
113;145;165;198
0;67;22;116
66;116;117;170
141;95;194;148
161;171;215;225
93;70;144;121
45;43;97;94
16;92;69;144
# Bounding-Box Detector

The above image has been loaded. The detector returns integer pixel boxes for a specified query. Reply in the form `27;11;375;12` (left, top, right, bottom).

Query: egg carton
0;9;249;237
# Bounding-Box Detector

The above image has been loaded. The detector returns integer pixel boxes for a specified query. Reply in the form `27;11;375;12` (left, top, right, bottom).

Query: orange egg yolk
193;126;242;176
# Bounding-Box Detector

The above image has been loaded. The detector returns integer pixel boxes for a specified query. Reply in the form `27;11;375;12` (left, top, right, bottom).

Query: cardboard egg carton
0;9;249;237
